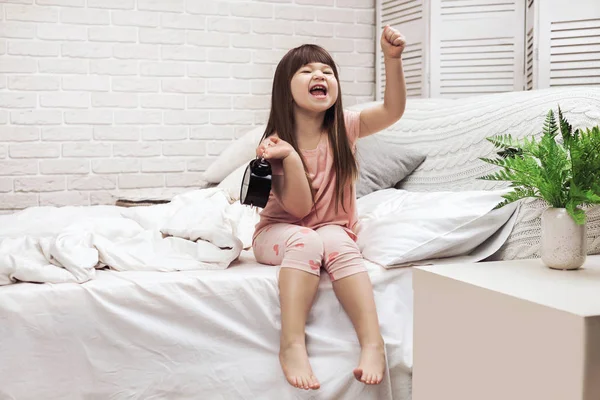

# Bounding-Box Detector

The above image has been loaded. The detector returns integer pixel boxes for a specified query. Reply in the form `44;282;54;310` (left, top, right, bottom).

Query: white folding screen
429;0;525;98
525;0;536;90
535;0;600;89
376;0;600;98
376;0;429;99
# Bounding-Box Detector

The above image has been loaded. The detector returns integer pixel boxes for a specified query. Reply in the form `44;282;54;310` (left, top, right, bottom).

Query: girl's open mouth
309;84;328;99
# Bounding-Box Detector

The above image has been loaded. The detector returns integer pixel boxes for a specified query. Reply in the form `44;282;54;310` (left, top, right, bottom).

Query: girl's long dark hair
261;44;358;212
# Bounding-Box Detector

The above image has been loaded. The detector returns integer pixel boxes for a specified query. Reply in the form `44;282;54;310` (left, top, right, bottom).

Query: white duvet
0;187;517;286
0;188;259;286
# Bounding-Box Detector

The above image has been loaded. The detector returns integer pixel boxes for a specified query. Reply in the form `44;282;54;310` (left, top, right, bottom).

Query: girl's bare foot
353;342;386;385
279;341;320;390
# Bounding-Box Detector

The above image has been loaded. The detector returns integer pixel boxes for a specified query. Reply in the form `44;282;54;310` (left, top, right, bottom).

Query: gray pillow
355;134;426;198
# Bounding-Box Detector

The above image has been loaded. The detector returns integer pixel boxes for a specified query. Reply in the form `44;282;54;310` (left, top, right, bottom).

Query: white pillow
217;163;247;201
203;125;265;183
355;188;518;267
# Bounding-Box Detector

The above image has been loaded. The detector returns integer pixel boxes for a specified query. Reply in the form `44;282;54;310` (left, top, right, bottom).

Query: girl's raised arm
359;25;407;138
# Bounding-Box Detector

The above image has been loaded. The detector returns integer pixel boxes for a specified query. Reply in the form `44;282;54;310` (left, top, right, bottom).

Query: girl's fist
256;136;295;160
381;25;406;59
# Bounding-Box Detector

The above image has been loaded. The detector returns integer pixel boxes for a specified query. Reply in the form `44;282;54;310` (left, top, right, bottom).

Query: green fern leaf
558;105;573;144
543;109;559;138
570;181;600;205
566;200;586;225
494;187;539;209
486;134;521;150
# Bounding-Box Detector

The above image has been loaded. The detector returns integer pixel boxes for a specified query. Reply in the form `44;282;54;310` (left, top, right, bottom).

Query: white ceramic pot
540;207;587;270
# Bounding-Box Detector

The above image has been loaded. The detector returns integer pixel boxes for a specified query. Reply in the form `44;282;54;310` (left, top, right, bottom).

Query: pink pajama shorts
252;223;366;281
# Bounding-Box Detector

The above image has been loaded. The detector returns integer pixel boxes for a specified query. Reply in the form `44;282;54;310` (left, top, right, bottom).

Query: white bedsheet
0;251;413;400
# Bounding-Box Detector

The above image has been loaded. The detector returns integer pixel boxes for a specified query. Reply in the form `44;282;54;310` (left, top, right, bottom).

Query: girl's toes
310;376;320;389
303;377;310;390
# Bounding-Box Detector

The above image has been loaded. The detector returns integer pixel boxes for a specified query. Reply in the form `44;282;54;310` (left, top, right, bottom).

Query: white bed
0;185;522;399
0;250;413;400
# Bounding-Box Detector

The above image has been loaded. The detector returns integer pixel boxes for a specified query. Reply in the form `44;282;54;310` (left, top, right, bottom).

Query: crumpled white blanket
0;188;260;286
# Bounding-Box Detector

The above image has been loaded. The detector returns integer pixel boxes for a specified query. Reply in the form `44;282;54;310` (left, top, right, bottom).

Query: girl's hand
380;25;406;59
256;136;295;160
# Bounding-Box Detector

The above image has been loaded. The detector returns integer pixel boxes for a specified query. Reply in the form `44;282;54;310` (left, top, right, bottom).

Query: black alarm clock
240;157;272;208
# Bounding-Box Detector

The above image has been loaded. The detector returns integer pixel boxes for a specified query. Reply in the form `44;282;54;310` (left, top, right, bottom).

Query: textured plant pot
541;208;587;270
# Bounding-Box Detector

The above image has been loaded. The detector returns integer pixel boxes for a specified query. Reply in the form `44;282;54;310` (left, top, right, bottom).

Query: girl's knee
322;242;366;281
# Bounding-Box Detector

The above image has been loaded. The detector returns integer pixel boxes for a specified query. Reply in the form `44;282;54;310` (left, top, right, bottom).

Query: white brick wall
0;0;375;211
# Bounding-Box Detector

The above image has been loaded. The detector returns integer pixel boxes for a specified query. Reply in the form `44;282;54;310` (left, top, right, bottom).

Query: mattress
0;250;413;400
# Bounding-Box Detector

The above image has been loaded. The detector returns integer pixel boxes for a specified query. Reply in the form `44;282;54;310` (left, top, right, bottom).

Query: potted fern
479;107;600;270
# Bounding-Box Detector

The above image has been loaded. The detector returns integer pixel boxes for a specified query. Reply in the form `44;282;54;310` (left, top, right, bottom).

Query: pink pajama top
253;110;361;242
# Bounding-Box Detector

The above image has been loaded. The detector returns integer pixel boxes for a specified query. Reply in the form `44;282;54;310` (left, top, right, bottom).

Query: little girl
252;25;407;391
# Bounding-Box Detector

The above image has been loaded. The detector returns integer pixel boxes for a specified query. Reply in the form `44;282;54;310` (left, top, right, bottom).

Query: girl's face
290;62;338;114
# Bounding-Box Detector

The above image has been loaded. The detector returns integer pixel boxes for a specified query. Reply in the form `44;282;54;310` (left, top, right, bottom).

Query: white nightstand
412;256;600;400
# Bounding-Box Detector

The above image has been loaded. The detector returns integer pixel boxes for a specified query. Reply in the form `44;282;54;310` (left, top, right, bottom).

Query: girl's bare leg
332;272;386;385
278;267;321;390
